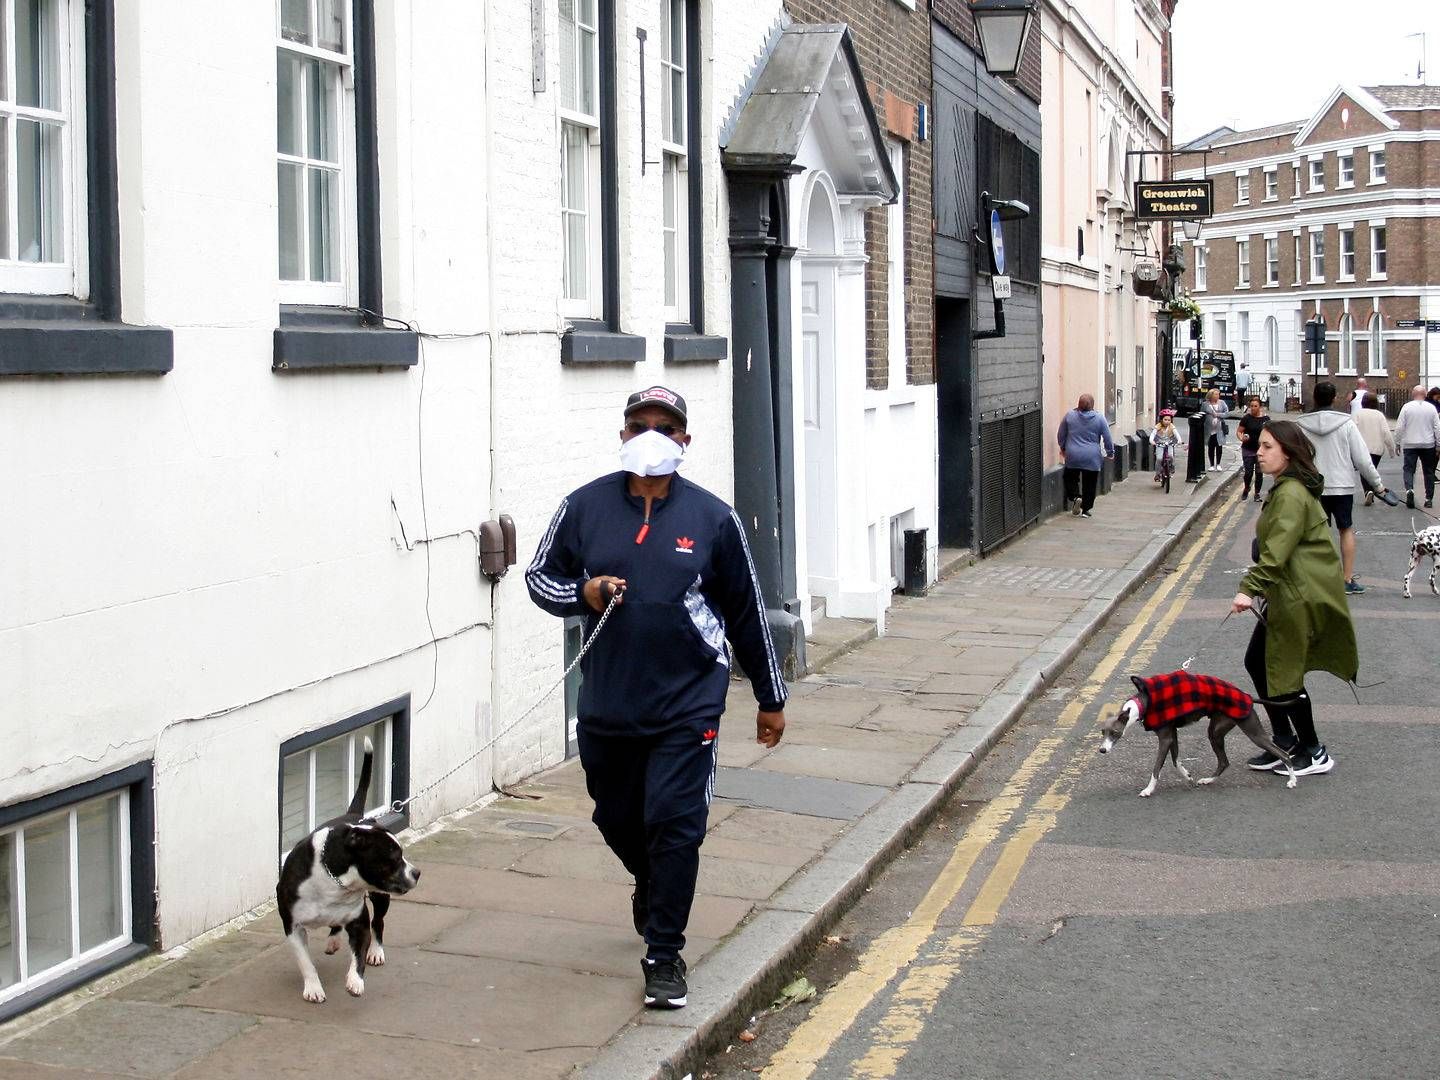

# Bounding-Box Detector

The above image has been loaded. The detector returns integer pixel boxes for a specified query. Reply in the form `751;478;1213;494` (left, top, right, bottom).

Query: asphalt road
702;457;1440;1080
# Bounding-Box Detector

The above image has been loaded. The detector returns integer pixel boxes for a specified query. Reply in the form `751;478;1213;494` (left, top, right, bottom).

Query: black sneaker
1080;510;1093;518
1287;745;1335;776
642;956;688;1009
631;883;648;937
1247;737;1296;771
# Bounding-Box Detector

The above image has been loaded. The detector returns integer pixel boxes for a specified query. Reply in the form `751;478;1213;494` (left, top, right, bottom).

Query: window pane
307;167;338;282
668;70;685;145
277;53;303;157
312;736;348;825
668;0;683;62
352;722;390;812
558;0;577;112
17;119;62;263
280;750;310;851
579;27;597;117
305;59;338;163
280;0;310;45
76;797;122;953
578;0;596;24
277;162;303;280
15;0;59;109
24;815;73;976
562;123;588;301
0;834;16;989
0;118;9;260
663;159;677;308
316;0;345;52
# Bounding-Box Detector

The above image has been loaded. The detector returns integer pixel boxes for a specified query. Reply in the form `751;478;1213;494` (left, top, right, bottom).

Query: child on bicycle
1151;409;1184;483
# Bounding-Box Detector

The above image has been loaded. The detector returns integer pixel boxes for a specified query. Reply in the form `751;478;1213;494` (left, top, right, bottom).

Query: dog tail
348;737;375;815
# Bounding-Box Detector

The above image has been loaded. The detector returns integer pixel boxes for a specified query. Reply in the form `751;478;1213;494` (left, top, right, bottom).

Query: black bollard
1186;413;1207;483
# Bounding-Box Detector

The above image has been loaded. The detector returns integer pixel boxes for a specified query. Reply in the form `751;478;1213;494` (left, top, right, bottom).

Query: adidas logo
675;536;695;554
701;728;717;746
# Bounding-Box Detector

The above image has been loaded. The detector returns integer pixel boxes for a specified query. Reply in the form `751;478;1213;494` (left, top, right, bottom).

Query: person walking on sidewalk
1057;394;1114;518
1395;385;1440;510
1201;389;1229;471
1354;393;1397;506
1236;396;1269;502
1233;421;1359;778
1348;377;1369;415
1294;382;1388;594
525;385;788;1011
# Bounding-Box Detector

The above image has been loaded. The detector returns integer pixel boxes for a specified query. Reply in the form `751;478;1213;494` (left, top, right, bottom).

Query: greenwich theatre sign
1133;179;1213;220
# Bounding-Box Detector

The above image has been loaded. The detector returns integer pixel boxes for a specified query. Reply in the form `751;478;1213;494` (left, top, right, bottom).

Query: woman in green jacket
1232;420;1358;777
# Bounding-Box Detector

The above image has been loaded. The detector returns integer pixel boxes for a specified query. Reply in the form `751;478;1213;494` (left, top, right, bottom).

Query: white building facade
0;0;795;1020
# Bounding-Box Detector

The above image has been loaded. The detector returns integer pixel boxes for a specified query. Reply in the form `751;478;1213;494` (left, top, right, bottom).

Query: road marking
847;497;1246;1079
759;498;1243;1080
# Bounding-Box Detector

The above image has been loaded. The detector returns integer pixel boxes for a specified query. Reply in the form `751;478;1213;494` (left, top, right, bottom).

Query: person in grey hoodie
1056;394;1115;518
1294;382;1389;594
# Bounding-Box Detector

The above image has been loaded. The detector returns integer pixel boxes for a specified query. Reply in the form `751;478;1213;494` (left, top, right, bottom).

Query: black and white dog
276;738;420;1003
1402;521;1440;599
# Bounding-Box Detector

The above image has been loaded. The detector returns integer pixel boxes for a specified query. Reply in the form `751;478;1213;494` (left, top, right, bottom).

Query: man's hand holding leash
584;575;627;612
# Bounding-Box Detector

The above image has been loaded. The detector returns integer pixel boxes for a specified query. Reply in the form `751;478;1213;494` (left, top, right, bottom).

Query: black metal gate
977;406;1043;553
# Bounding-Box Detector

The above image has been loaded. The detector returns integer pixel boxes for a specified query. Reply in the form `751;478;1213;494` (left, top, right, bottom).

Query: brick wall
784;0;934;387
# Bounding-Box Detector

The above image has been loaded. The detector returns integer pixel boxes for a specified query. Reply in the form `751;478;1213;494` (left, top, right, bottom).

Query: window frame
275;0;359;309
0;761;154;1023
1263;166;1277;201
1336;149;1355;189
1368;145;1387;185
1192;243;1206;291
1264;236;1279;287
1235;236;1250;289
558;0;603;322
1337;226;1355;281
659;0;688;326
1367;311;1385;374
1290;160;1301;199
1293;232;1302;285
272;0;416;371
1264;315;1278;367
0;0;86;297
1234;169;1249;206
885;138;906;387
1369;223;1387;279
1308;155;1324;193
1337;312;1355;375
560;0;644;363
663;0;723;363
0;0;172;377
277;696;412;860
1309;227;1325;283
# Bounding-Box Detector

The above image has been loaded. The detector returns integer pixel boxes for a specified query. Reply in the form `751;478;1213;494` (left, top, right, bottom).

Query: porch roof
721;24;898;203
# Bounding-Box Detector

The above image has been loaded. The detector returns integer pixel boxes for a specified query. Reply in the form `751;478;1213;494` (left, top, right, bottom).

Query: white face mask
620;428;685;477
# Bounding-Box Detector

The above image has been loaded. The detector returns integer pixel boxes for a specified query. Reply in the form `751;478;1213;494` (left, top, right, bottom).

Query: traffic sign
989;209;1006;276
1397;319;1424;329
992;274;1012;299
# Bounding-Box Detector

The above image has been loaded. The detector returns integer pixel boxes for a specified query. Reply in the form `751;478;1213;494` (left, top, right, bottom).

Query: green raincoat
1239;473;1358;695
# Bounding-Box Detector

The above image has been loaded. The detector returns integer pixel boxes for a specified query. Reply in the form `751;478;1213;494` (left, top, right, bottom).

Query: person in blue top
526;385;788;1011
1057;393;1115;518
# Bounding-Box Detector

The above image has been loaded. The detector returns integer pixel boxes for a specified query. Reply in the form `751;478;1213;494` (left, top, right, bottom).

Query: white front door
802;263;838;595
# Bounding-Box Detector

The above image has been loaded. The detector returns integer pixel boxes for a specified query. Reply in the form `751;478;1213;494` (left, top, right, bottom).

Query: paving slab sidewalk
0;456;1239;1080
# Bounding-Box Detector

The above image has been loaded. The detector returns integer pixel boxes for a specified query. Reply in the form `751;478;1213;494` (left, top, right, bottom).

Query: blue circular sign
989;209;1006;275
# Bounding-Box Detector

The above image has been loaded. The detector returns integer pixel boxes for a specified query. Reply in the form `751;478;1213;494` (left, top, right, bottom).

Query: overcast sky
1171;1;1440;144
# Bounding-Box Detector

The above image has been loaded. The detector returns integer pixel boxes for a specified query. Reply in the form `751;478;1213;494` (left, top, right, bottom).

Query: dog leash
386;589;623;817
1179;610;1241;671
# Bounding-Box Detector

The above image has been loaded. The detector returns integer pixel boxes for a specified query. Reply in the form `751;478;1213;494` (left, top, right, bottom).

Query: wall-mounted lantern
971;0;1038;78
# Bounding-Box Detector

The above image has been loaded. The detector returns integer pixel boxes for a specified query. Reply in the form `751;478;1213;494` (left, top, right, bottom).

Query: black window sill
0;941;150;1025
274;307;418;372
561;319;646;364
664;325;727;363
0;298;173;377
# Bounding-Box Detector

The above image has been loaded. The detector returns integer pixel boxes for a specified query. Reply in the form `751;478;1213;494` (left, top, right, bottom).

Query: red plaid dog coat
1129;671;1253;731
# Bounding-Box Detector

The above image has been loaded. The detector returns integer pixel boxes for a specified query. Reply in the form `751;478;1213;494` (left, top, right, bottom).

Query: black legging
1208;434;1224;467
1063;467;1100;512
1243;619;1317;749
1242;453;1263;495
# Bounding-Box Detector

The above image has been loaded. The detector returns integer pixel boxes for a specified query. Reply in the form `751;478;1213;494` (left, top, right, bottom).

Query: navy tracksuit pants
577;718;719;961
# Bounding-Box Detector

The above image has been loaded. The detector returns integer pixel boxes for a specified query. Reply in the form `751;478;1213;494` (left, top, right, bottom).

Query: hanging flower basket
1165;295;1202;322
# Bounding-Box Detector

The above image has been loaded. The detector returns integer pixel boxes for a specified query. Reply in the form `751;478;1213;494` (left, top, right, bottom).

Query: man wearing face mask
525;385;788;1011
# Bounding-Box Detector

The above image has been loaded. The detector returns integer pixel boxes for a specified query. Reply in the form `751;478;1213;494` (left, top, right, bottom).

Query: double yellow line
761;496;1246;1080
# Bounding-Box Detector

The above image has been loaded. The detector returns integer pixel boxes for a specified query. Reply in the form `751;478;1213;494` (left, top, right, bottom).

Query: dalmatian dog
1402;520;1440;599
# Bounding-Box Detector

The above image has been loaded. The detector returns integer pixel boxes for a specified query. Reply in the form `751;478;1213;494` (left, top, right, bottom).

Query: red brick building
1177;84;1440;407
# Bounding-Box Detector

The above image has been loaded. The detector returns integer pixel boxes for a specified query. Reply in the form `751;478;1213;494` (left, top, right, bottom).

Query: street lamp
971;0;1038;77
1181;219;1202;242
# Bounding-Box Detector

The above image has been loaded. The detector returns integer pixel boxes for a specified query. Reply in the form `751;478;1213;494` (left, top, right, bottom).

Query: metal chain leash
387;589;622;816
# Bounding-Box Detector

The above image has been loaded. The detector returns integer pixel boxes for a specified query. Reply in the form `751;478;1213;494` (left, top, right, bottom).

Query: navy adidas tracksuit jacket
525;471;788;734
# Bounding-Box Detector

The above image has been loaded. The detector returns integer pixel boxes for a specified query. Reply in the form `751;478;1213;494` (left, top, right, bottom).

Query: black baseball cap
624;385;688;426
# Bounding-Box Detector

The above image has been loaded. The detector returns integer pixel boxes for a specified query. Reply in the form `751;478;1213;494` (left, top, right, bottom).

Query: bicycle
1156;446;1175;493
